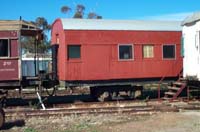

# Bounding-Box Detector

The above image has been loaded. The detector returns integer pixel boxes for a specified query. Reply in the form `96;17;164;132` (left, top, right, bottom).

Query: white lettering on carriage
0;68;15;72
3;61;12;66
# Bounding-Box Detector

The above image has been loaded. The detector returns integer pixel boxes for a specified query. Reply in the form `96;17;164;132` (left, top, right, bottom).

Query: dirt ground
1;111;200;132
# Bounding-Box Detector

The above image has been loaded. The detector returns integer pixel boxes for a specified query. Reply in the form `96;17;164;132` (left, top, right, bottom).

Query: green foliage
61;6;71;14
21;36;50;53
73;12;83;18
35;17;51;31
54;122;99;132
24;127;38;132
61;4;102;19
88;12;102;19
75;123;90;131
21;17;51;53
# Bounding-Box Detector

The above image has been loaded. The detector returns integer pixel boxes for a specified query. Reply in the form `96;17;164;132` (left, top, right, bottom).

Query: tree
88;12;102;19
21;17;51;53
61;4;102;19
35;17;51;31
61;6;71;16
73;4;85;18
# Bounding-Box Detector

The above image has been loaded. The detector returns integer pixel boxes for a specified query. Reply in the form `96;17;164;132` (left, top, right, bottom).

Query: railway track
5;105;156;118
4;100;200;119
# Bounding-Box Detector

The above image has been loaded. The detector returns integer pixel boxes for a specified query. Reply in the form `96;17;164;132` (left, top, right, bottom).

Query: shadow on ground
1;120;25;130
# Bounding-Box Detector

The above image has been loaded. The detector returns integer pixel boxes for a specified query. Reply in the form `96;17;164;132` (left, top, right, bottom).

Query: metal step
189;89;200;92
179;78;186;81
163;97;171;100
168;86;180;91
173;82;184;86
165;92;176;96
189;86;199;89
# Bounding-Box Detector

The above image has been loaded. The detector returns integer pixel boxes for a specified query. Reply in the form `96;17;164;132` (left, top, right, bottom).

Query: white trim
118;44;134;61
162;44;176;60
22;58;51;61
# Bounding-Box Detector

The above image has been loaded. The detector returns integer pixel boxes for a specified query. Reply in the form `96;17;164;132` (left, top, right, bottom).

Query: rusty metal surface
4;100;200;119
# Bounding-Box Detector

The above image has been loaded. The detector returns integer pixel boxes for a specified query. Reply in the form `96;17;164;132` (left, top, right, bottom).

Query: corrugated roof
0;20;39;31
182;12;200;26
60;19;182;31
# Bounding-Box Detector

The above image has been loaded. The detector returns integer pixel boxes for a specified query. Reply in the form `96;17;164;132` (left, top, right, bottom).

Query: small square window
143;45;154;58
163;45;175;59
0;39;9;57
119;45;133;60
67;45;81;59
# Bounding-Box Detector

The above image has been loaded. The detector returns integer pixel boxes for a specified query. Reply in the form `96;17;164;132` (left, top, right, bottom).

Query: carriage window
119;45;133;60
163;45;175;59
181;36;184;57
143;45;154;58
0;39;9;57
199;31;200;53
68;45;81;59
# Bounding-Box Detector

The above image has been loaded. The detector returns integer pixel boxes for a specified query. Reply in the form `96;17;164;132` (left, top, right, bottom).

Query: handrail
157;59;183;100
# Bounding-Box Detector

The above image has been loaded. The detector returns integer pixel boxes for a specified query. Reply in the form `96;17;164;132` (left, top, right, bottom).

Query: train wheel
127;90;135;99
111;92;119;99
90;87;97;100
97;91;110;102
0;108;5;129
45;86;57;96
134;90;142;98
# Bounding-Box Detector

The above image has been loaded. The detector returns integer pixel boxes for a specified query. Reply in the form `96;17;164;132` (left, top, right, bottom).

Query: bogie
90;85;143;102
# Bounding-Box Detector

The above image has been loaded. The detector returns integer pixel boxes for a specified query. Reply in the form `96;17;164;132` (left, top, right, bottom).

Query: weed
24;127;38;132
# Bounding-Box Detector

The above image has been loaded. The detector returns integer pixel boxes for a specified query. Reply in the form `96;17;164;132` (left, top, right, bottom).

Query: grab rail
157;59;183;100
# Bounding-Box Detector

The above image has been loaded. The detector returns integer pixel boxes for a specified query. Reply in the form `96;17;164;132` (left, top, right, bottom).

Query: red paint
0;59;19;80
11;39;18;57
0;31;18;38
52;19;183;81
0;31;19;81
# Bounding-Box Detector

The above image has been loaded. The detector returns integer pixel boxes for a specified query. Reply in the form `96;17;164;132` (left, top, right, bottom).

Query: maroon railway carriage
51;18;183;101
0;20;44;127
0;20;43;89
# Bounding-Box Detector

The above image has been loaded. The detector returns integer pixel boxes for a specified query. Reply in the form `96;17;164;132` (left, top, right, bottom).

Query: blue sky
1;0;200;24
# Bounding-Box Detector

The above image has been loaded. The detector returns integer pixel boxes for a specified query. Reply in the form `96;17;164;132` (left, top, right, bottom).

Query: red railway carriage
51;19;183;87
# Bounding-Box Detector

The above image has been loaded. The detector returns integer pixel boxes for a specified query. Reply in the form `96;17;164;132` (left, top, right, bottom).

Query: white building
182;12;200;80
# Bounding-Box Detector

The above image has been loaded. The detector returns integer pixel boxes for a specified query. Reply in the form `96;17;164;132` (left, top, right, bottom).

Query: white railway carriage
182;12;200;80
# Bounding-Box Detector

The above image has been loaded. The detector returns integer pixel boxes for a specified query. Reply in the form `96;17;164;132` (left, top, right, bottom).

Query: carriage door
85;45;110;79
52;43;59;80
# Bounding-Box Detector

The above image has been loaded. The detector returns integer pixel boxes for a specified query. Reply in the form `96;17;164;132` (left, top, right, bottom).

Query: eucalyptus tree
73;4;85;18
61;6;71;17
61;4;102;19
87;12;102;19
21;17;51;53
